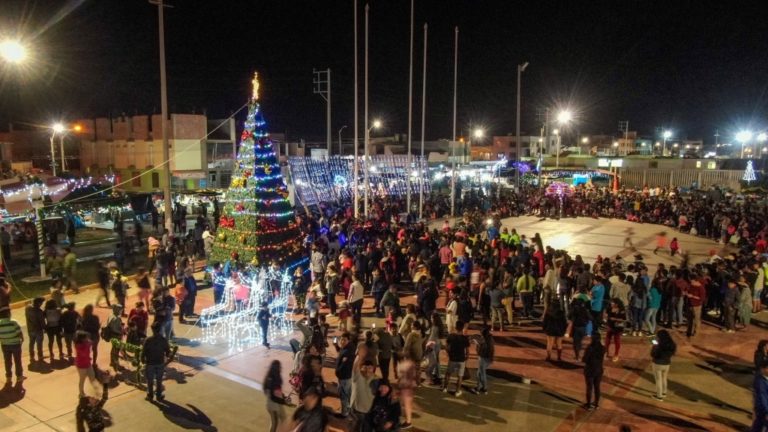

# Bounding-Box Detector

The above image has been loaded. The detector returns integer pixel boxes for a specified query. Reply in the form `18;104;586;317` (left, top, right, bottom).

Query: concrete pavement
0;215;761;432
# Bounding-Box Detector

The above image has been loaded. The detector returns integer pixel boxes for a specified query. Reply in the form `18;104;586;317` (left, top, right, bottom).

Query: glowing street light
473;128;485;139
557;110;572;124
581;137;589;144
0;40;26;63
52;123;65;134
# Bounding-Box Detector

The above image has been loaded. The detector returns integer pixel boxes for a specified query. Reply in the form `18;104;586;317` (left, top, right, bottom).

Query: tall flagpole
450;26;458;218
364;4;370;218
419;23;428;220
353;0;359;218
406;0;414;217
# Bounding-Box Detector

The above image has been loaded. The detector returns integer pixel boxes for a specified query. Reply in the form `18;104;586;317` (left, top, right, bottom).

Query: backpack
100;326;112;342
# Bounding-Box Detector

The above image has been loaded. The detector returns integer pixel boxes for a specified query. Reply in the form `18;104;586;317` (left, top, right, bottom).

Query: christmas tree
743;160;757;184
209;73;304;269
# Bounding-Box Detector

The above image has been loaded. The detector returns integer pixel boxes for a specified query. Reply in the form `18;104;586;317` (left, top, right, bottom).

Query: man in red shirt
685;277;707;337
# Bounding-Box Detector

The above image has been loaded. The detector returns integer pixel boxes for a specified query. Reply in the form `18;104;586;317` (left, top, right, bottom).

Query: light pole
49;123;64;176
450;26;458;217
419;23;428;221
736;130;753;159
613;141;619;156
364;119;381;217
515;62;528;188
150;0;174;232
338;125;348;155
581;136;589;156
555;110;572;168
30;185;46;278
662;130;672;157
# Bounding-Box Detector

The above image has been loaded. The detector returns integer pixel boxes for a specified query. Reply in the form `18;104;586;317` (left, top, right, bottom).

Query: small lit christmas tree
209;73;304;269
743;160;757;184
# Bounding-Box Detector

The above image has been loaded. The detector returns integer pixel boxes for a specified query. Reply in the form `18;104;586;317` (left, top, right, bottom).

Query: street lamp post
364;119;381;217
30;185;46;278
49;123;65;176
338;125;348;155
555;110;572;168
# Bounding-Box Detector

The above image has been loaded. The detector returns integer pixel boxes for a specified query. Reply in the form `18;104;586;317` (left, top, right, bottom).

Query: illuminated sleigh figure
199;268;294;352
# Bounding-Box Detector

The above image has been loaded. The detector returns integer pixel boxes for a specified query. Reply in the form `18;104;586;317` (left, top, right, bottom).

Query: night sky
2;0;768;145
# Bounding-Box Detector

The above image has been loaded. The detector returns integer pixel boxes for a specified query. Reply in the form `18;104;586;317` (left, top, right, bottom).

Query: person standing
334;332;354;418
375;326;394;383
582;335;605;410
81;305;101;366
589;276;606;329
141;322;171;401
489;283;506;332
723;279;739;333
569;297;591;361
753;361;768;432
63;247;79;293
44;299;64;361
443;320;470;397
402;321;424;368
74;331;98;398
348;274;365;327
0;226;11;263
324;263;340;316
604;299;626;362
264;360;288;432
445;291;458;335
651;329;677;401
310;245;327;292
516;268;536;319
371;268;387;318
0;310;23;382
350;355;377;430
258;301;271;348
106;305;124;371
61;302;80;362
472;325;495;395
425;313;445;386
24;297;45;362
542;301;567;362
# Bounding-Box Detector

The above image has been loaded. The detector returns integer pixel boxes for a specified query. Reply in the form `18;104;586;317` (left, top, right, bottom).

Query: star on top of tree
252;72;260;101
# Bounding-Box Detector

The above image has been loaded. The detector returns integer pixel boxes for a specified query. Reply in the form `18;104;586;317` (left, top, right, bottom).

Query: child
128;302;149;341
50;279;66;307
669;237;680;257
337;301;351;332
305;290;319;319
257;301;272;349
76;371;111;432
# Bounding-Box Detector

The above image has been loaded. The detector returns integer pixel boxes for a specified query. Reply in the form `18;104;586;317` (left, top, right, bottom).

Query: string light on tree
743;160;756;184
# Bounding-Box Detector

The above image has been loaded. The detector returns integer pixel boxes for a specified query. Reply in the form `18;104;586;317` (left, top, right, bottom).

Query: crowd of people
1;183;768;431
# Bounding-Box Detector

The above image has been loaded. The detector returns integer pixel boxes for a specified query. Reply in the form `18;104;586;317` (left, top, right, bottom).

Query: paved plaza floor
0;216;761;432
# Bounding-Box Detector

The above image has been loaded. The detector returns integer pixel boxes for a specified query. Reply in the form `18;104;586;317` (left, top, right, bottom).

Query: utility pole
364;4;370;218
338;125;347;155
406;0;414;216
313;68;332;156
59;134;67;172
537;108;549;187
618;120;629;156
353;0;359;218
419;23;428;220
150;0;174;232
450;26;458;218
515;62;528;188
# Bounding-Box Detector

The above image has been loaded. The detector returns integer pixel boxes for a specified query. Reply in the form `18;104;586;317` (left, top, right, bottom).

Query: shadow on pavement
152;399;218;431
27;360;54;375
0;381;25;408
